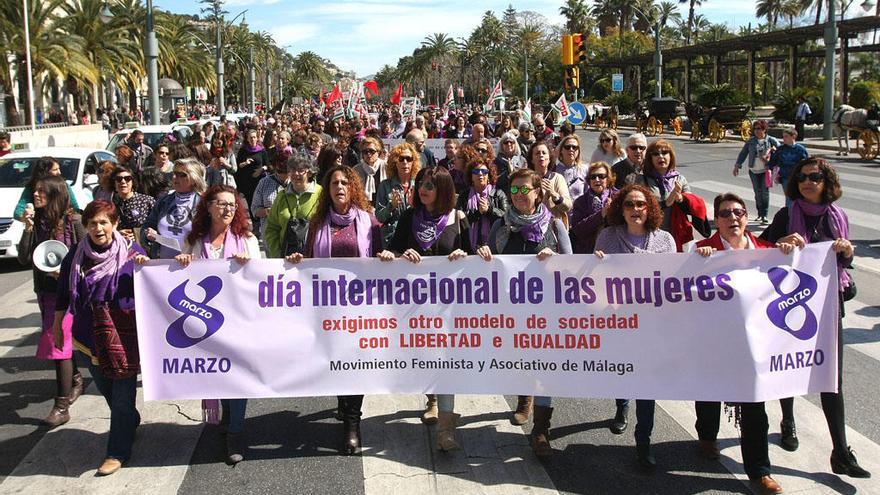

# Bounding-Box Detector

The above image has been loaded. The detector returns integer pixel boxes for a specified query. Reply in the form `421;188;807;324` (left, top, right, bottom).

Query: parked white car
0;147;116;259
107;124;192;151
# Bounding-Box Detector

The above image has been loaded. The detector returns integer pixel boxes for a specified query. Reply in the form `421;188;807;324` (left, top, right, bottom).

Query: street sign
567;101;587;125
612;73;624;92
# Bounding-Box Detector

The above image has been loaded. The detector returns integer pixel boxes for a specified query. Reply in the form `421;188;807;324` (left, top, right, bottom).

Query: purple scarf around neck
412;207;454;251
201;228;247;259
507;203;551;243
647;168;680;195
244;143;264;153
788;199;851;289
467;184;494;248
68;230;130;313
312;207;372;258
587;186;613;213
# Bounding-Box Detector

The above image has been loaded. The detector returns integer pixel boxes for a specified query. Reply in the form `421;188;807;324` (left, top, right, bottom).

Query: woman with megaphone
17;175;84;428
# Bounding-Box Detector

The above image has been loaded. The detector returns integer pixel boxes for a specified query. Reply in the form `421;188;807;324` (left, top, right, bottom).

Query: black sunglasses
628;145;646;151
114;175;133;183
588;173;607;181
718;208;746;218
795;172;824;183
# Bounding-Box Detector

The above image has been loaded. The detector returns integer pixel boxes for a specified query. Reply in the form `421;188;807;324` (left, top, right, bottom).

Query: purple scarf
788;199;851;289
244;143;264;153
200;229;247;259
467;184;494;248
412;208;454;251
68;231;130;313
587;186;613;214
512;204;552;243
312;207;373;258
648;168;680;195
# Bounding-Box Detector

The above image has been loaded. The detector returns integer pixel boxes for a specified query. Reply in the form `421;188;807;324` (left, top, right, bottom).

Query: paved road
1;132;879;495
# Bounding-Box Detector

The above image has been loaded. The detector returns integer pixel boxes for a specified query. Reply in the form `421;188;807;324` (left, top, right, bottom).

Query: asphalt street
1;130;879;495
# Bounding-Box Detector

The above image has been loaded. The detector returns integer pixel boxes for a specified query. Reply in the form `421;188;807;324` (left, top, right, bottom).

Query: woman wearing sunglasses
589;129;626;166
140;158;207;259
693;192;794;495
110;166;154;244
175;185;260;465
354;136;386;205
555;134;589;204
456;156;509;249
759;157;869;479
594;184;675;471
387;166;471;451
570;162;616;254
376;143;421;246
476;168;571;457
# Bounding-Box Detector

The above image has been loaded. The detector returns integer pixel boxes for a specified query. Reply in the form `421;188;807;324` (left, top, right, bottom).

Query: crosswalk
1;273;879;494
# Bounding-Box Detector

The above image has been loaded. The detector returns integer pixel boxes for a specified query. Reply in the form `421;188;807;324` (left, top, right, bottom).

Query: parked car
0;147;115;259
106;123;193;151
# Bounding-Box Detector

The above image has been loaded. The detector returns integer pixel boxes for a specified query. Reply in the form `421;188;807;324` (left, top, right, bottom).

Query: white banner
134;244;839;402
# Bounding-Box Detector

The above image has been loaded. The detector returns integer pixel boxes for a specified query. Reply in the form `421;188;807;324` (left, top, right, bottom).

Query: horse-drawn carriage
635;97;685;137
833;104;880;160
686;103;752;142
582;103;618;130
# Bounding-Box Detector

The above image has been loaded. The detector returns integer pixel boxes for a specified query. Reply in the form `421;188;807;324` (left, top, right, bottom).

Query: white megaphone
33;240;69;272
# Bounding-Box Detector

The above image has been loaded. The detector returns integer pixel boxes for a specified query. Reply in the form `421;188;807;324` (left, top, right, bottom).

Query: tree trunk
90;80;99;124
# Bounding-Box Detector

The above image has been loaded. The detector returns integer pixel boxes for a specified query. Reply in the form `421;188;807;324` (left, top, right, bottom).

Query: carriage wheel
858;130;879;160
610;115;618;130
740;120;752;141
646;115;662;136
708;119;723;143
671;117;683;136
595;116;606;130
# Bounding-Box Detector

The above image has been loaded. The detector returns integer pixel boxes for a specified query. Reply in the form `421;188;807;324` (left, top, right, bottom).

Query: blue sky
158;0;784;77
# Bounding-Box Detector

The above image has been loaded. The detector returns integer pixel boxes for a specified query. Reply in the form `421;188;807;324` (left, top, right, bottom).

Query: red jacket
696;230;775;250
669;192;711;252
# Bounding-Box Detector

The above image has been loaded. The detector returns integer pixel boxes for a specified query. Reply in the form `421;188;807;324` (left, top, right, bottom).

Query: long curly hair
186;185;251;246
309;165;373;235
385;142;421;180
604;184;663;231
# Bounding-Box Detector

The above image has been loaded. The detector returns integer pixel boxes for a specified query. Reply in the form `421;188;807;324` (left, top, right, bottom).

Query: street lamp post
22;0;36;132
524;49;529;102
822;0;837;140
249;47;256;113
653;21;663;98
215;15;225;115
145;0;160;124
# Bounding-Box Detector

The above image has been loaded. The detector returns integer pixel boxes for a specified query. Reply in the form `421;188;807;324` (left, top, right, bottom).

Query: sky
158;0;797;77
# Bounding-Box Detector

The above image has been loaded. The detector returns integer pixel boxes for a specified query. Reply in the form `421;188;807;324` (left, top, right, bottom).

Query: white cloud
269;23;321;47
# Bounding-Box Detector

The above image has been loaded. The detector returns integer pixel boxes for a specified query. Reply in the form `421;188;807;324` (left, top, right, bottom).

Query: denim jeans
634;399;655;445
748;170;770;218
87;360;140;460
221;399;248;433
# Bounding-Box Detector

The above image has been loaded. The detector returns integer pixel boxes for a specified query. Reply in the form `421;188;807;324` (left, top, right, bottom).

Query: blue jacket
768;143;808;179
736;135;780;172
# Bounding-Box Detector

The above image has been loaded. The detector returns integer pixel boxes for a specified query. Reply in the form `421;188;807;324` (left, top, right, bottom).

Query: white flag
522;98;532;124
553;93;570;120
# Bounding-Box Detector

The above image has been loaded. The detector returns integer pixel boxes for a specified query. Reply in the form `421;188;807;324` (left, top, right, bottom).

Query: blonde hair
385;143;422;180
598;129;624;157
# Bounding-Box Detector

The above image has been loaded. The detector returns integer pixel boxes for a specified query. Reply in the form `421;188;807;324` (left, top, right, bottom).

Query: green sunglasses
509;185;533;195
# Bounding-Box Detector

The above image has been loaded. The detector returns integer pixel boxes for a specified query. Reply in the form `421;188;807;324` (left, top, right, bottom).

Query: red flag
363;80;379;98
390;83;403;105
326;85;343;106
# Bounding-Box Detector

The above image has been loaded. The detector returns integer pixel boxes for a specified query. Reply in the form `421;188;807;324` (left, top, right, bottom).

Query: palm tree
679;0;705;45
155;12;215;93
756;0;786;27
559;0;591;34
293;50;331;92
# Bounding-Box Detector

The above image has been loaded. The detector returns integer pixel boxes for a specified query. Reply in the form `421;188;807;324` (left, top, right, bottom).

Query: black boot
226;432;244;464
343;420;360;455
637;443;656;471
611;403;628;435
831;447;871;478
780;419;799;452
531;406;553;457
69;372;84;404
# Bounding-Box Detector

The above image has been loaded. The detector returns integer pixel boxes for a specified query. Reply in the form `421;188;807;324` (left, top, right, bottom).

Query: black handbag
282;194;310;256
842;270;857;302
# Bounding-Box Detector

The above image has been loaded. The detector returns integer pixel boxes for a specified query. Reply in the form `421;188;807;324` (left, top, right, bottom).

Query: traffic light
573;33;586;63
562;35;573;65
565;67;579;89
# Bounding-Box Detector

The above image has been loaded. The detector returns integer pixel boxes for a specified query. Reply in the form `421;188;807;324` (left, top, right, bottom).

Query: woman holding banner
376;143;421;246
52;200;148;476
388;166;471;450
476;168;571;457
693;192;794;494
759;157;870;479
175;185;260;465
570;162;616;254
288;165;391;455
18;176;85;427
456;156;508;250
594;184;676;471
